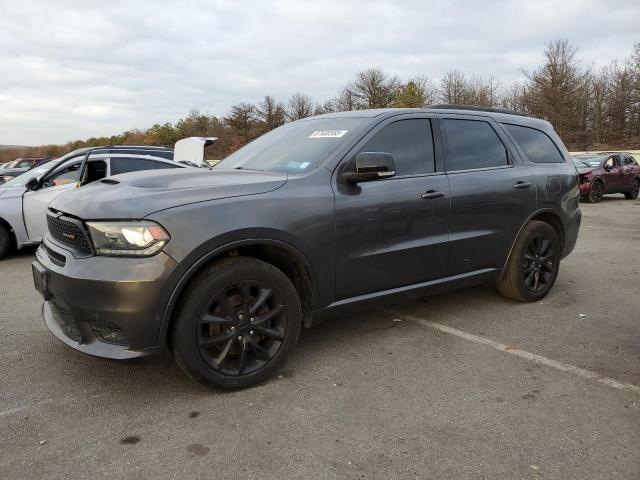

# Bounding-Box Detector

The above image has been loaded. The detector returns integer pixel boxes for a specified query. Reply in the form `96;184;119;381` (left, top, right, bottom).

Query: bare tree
334;86;359;111
349;68;399;108
522;40;591;145
286;92;314;121
256;95;286;132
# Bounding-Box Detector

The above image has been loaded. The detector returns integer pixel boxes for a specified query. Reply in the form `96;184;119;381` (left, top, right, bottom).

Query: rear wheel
586;181;604;203
624;179;639;200
171;256;302;389
497;221;561;302
0;224;11;259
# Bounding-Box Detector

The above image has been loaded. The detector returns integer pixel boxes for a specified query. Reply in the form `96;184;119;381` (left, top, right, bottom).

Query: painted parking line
396;313;640;396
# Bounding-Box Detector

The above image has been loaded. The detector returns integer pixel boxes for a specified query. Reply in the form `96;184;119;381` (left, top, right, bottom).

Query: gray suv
32;107;581;389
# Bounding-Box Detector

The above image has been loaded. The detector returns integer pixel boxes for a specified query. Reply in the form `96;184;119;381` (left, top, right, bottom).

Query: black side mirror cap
25;178;39;191
342;152;396;184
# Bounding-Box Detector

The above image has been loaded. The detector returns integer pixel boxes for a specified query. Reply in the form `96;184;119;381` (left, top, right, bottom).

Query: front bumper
34;237;179;359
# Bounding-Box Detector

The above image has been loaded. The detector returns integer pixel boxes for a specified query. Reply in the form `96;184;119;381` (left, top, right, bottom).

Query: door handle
421;190;445;199
513;181;532;189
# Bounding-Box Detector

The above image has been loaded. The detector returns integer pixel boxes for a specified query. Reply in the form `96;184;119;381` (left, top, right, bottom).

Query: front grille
51;304;81;342
47;214;92;256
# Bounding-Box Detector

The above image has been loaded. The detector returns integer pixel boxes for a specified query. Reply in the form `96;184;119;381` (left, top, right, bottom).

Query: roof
310;106;550;129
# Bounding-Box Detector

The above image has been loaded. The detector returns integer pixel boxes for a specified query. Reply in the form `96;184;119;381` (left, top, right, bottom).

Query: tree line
3;40;639;163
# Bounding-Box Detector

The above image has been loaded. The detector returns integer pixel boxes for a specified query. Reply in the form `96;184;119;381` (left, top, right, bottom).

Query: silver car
0;146;183;258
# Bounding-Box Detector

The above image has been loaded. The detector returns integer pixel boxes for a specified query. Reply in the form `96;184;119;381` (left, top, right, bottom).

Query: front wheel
497;221;561;302
624;179;639;200
171;256;302;389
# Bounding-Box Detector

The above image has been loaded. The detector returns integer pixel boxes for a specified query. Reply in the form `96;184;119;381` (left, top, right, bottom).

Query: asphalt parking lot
1;196;639;479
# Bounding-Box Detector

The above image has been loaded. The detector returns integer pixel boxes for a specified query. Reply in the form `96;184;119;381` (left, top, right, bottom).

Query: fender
155;235;319;345
501;207;568;272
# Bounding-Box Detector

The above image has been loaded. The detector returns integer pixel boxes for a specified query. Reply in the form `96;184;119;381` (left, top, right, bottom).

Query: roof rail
429;104;531;117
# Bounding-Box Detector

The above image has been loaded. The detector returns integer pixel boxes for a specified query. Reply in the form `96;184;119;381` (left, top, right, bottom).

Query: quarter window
443;119;508;171
502;124;564;164
359;119;435;176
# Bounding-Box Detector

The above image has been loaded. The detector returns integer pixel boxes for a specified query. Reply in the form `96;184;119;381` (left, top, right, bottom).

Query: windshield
572;156;603;168
216;117;369;174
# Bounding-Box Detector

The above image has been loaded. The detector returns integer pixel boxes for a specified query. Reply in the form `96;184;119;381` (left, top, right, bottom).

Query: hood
50;168;287;219
577;168;593;175
0;185;26;198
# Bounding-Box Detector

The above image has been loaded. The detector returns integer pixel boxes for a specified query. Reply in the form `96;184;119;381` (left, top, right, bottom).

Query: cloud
1;0;638;145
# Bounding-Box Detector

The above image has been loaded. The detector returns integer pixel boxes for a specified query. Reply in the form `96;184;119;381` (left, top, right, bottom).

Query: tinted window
85;160;107;183
502;124;564;164
111;158;161;175
360;119;434;176
443;119;508;171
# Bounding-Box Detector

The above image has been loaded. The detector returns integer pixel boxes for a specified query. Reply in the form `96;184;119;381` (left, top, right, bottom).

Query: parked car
0;169;27;185
573;152;640;203
33;107;581;389
5;157;50;169
0;158;53;185
0;145;181;258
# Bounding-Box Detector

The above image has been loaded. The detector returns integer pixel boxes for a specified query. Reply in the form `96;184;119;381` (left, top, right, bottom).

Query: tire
170;256;302;389
624;179;639;200
586;181;604;203
0;224;11;259
497;221;561;302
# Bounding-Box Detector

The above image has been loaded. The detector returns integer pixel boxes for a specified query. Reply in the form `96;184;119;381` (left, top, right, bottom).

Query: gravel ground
1;194;639;479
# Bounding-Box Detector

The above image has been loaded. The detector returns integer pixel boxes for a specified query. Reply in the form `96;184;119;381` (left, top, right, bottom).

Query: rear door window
502;124;564;164
110;157;162;175
443;119;508;171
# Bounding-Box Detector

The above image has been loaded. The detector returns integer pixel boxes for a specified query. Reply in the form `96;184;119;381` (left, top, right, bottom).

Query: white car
0;146;185;258
0;137;218;258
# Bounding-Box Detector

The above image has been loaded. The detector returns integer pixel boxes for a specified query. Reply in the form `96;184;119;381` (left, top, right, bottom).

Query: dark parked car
573;152;640;203
33;107;581;389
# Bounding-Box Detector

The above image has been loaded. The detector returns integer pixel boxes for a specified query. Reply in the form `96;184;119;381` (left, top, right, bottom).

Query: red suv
573;152;640;203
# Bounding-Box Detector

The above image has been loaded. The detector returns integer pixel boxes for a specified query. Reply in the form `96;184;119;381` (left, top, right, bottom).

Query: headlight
87;221;170;257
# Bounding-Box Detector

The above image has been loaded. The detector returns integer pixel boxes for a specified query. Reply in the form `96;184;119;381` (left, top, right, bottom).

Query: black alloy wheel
171;256;302;389
522;235;555;293
496;220;560;302
197;281;286;376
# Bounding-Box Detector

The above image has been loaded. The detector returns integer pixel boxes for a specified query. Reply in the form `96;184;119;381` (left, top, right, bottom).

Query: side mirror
342;152;396;184
25;178;39;191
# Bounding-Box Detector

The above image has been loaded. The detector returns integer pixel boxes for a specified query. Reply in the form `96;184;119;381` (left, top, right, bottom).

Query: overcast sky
1;0;638;145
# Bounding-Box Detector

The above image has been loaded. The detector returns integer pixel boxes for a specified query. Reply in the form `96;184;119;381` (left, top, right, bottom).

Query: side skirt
310;268;500;326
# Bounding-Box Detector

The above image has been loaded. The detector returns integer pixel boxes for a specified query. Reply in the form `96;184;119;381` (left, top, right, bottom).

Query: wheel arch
159;237;318;346
0;216;17;253
501;208;566;273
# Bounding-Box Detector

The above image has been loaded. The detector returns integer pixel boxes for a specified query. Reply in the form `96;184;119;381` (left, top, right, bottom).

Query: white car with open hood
0;137;214;259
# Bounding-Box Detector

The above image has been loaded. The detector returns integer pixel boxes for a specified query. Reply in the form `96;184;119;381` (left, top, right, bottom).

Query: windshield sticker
299;161;310;169
308;130;348;139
